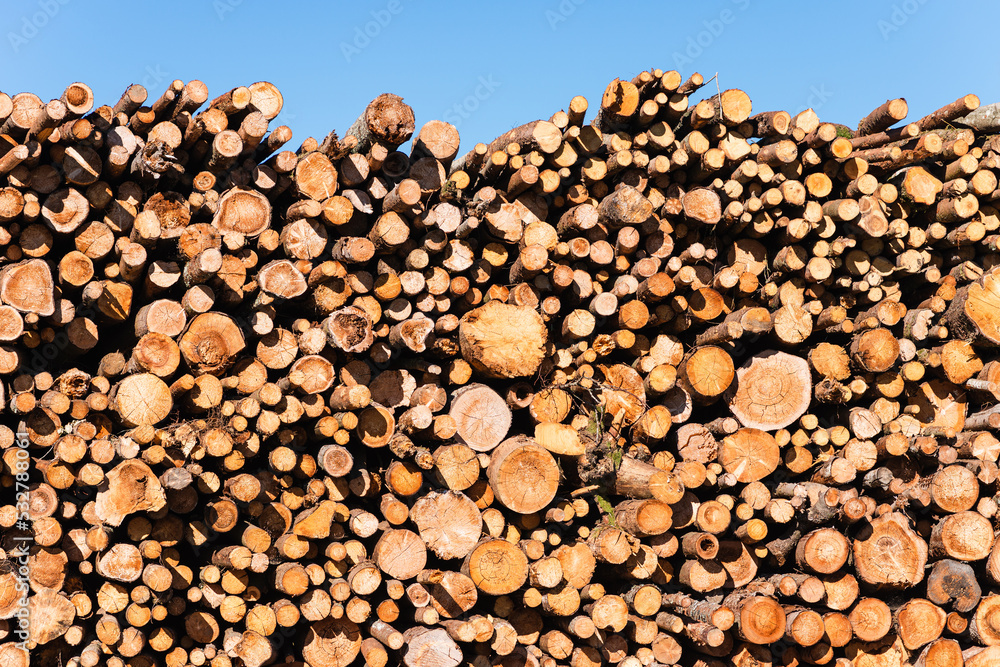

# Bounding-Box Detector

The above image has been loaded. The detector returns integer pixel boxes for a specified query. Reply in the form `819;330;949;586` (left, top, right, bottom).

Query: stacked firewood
5;70;1000;667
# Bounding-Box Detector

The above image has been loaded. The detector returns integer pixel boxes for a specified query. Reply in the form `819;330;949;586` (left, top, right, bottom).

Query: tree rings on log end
726;350;811;431
487;435;559;514
303;617;362;667
449;383;511;452
212;187;271;237
463;538;528;596
459;301;547;379
718;428;780;483
852;512;927;589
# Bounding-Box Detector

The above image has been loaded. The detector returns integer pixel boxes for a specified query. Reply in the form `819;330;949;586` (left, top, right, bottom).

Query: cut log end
719;428;780;483
459;301;547;378
212;187;272;237
727;350;811;430
449;383;511;452
853;512;927;588
488;436;559;514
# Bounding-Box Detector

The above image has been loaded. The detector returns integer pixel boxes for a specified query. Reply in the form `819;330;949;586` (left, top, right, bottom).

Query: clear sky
3;0;998;156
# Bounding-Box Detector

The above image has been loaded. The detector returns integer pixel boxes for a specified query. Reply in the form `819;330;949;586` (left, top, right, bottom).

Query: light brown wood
303;618;362;667
718;428;780;482
1;258;55;316
459;301;548;378
347;93;416;152
449;383;511;451
213;187;271;236
849;597;892;642
179;311;245;375
95;460;166;526
896;598;946;651
373;529;427;581
402;627;461;667
853;512;927;588
488;435;559;514
463;538;528;596
112;373;172;426
727;350;811;430
410;491;482;560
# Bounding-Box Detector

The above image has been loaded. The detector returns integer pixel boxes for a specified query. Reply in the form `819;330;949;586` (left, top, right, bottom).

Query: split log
946;265;1000;346
94;460;166;526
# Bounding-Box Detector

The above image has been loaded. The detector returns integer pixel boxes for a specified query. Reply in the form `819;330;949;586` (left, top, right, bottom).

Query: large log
458;301;548;378
346;93;416;151
726;350;811;430
853;512;928;588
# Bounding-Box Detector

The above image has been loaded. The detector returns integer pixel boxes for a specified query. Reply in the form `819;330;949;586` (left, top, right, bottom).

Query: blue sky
2;0;997;155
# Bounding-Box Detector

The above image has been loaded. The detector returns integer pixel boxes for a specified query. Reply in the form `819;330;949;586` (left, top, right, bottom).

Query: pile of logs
6;70;1000;667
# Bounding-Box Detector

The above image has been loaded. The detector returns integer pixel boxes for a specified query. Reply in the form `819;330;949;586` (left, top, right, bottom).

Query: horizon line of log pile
4;70;1000;667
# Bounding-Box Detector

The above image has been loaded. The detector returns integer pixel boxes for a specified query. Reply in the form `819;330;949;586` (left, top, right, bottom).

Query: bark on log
347;94;416;152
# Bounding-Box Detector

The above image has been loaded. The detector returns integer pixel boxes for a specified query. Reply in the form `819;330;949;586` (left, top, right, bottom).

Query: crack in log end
459;301;547;379
727;351;811;431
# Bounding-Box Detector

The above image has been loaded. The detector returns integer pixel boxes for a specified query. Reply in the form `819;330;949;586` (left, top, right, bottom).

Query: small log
325;306;374;353
856;98;908;136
